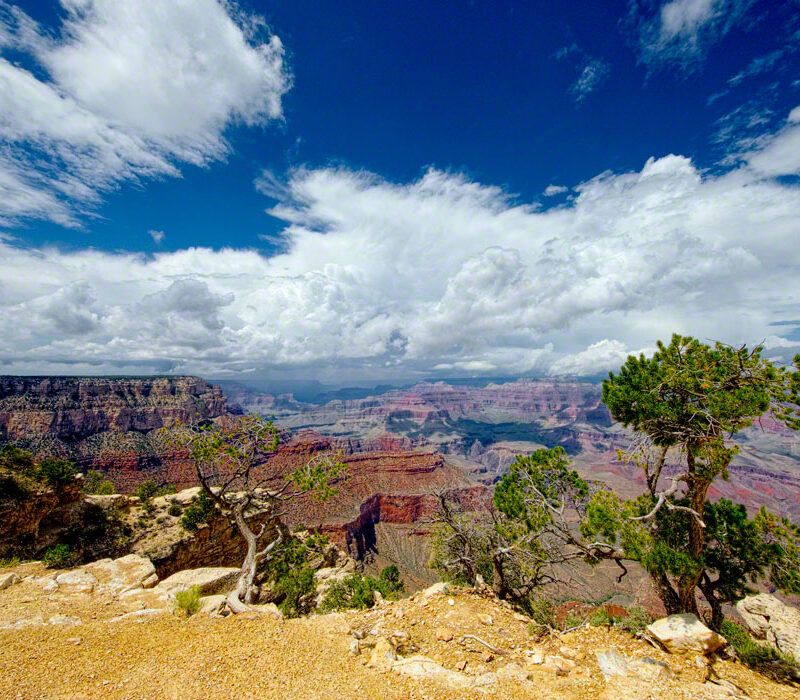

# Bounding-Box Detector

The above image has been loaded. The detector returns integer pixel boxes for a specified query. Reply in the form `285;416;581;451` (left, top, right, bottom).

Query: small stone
436;627;454;642
447;598;455;606
542;655;576;677
368;638;397;668
482;652;495;663
0;573;21;590
559;645;578;659
349;639;360;655
477;613;493;626
526;652;544;666
351;628;366;639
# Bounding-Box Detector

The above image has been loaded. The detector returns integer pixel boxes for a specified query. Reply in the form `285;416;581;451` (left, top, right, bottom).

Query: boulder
736;593;800;660
0;572;21;590
156;567;240;596
198;594;229;617
496;662;530;683
83;554;157;593
646;614;727;655
595;649;629;680
542;654;576;676
55;569;97;594
368;638;398;668
596;649;673;682
251;602;284;620
47;614;81;626
418;582;448;600
85;494;129;510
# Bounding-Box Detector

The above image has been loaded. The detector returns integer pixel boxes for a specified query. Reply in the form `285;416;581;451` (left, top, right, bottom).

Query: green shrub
43;544;73;569
135;481;160;502
174;585;202;617
83;470;115;495
590;607;614;627
36;459;78;487
181;490;214;531
377;564;404;596
562;613;585;630
319;566;405;613
618;606;653;634
525;597;556;635
168;503;183;517
720;620;798;681
320;572;376;612
275;567;316;618
0;556;20;568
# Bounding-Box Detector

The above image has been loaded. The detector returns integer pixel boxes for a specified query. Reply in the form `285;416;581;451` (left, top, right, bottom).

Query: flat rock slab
156;567;240;596
83;554;157;592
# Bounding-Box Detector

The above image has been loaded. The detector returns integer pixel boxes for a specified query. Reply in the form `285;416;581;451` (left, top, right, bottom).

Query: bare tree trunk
653;573;681;614
491;552;507;599
677;452;709;617
232;504;259;605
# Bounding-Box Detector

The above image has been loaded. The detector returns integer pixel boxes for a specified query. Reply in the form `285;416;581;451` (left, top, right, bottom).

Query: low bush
181;490;214;531
525;597;556;635
43;544;73;569
174;585;202;617
618;606;653;634
0;556;20;568
168;503;183;517
36;459;78;487
275;567;316;618
720;620;798;682
83;470;115;495
319;566;405;612
590;607;615;627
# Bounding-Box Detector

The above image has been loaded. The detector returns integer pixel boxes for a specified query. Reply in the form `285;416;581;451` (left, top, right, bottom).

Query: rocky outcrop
0;477;84;558
0;376;231;492
737;594;800;661
0;376;228;440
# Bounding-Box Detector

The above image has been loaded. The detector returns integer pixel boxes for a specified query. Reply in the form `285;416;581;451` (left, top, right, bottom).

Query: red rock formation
0;376;232;491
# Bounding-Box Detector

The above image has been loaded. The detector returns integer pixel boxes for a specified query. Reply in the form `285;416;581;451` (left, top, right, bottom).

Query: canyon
3;374;800;590
225;378;800;522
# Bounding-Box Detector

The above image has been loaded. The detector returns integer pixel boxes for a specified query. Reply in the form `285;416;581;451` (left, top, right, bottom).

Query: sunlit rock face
228;378;800;522
0;376;231;491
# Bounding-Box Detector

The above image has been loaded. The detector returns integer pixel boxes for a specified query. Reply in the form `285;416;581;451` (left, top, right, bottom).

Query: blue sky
1;0;800;381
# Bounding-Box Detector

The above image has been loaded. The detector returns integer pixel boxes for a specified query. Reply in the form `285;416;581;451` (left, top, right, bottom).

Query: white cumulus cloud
2;105;800;379
0;0;290;227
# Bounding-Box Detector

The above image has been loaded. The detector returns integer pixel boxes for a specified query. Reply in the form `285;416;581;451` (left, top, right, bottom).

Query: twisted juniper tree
585;335;800;627
430;447;629;602
162;415;344;613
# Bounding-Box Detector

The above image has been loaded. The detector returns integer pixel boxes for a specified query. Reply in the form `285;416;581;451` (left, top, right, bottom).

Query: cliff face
0;376;228;440
0;376;231;491
227;378;800;522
